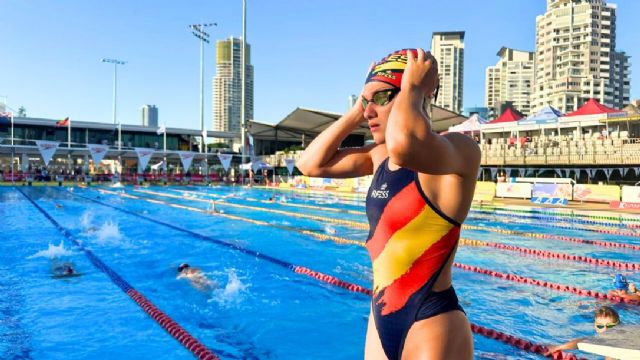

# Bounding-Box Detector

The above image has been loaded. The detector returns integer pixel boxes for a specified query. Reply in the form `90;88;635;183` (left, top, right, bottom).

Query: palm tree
17;106;26;117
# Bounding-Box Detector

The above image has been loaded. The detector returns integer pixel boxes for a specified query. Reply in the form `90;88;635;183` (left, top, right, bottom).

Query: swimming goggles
595;321;619;329
361;88;401;109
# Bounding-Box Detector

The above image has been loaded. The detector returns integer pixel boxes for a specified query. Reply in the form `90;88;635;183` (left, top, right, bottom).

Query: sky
2;0;639;130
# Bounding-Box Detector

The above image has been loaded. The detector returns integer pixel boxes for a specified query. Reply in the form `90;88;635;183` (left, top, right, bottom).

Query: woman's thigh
402;310;473;360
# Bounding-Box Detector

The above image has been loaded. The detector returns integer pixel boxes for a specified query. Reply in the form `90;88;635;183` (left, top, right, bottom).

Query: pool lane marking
470;211;640;237
15;187;219;360
458;238;640;270
134;188;370;230
127;188;639;269
99;189;363;247
172;188;367;215
98;188;640;307
473;208;640;230
472;204;640;224
73;190;372;296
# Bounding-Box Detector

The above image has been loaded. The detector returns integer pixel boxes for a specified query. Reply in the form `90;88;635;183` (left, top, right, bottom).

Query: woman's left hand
402;48;439;98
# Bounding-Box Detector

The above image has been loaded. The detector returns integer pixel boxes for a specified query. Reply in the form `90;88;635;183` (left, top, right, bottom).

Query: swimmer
177;263;216;291
608;274;640;302
208;201;223;214
52;262;79;278
544;306;620;356
296;48;479;359
55;203;63;209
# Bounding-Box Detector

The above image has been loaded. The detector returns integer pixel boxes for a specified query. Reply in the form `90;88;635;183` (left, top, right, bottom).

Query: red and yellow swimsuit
366;158;463;360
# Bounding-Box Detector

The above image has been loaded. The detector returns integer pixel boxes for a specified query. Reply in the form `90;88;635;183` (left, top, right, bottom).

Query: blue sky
2;0;638;129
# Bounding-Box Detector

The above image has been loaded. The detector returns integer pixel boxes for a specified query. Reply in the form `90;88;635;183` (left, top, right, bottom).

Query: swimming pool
1;185;639;359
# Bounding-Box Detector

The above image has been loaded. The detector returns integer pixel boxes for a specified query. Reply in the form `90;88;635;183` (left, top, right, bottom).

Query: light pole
241;0;247;164
189;22;216;154
101;58;127;125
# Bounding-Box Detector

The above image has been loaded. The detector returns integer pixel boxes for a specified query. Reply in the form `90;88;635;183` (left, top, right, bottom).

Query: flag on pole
56;117;70;127
157;123;166;135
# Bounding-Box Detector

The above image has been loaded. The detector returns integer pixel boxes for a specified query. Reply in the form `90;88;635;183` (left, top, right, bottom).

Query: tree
17;107;26;117
207;142;229;150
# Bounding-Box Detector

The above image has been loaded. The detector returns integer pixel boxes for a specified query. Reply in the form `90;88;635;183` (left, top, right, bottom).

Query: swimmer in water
55;203;63;209
208;201;223;214
608;274;640;302
544;306;620;356
52;262;78;278
177;263;216;291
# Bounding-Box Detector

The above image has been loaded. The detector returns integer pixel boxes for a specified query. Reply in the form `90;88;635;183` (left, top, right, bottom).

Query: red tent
487;107;523;124
564;98;620;117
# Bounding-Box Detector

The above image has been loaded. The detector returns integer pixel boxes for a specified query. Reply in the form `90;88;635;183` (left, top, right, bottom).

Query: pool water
1;185;639;359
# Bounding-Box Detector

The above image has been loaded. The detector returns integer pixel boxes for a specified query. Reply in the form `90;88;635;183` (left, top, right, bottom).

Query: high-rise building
532;0;631;113
485;47;535;116
348;94;358;109
431;31;465;113
212;37;254;142
140;105;158;127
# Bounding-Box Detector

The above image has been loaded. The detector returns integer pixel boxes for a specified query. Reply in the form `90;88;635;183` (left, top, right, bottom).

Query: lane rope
16;187;219;360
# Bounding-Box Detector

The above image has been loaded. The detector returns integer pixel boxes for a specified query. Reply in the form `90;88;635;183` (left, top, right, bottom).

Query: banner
134;148;154;173
217;153;232;172
88;144;109;165
621;186;640;203
496;183;532;199
531;197;568;206
251;156;261;173
35;140;59;166
532;183;573;200
285;158;296;175
573;184;621;203
21;153;29;172
177;151;195;171
473;181;496;202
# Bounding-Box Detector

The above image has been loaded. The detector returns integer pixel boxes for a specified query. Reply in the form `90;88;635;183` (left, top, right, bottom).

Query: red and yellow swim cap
365;49;419;88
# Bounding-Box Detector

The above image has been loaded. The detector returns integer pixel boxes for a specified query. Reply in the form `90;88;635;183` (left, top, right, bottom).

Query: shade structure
564;98;620;117
448;114;488;133
518;105;563;125
488;107;523;124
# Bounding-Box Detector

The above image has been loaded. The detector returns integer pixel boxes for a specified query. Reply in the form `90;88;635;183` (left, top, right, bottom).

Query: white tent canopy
448;114;488;133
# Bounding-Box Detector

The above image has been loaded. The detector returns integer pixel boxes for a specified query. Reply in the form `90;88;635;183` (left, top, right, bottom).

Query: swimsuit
366;158;464;360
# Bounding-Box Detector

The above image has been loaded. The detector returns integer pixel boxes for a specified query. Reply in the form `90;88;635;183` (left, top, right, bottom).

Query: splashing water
28;241;73;259
109;182;123;188
95;221;124;245
79;211;94;230
209;269;249;306
324;224;336;235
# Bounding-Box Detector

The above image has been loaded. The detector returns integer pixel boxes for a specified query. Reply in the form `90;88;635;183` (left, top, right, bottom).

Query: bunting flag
619;168;626;177
518;168;525;177
635;167;640;176
555;168;562;177
21;153;29;172
251;156;261;174
177;151;195;171
476;167;482;180
0;112;11;129
87;144;109;165
55;117;70;127
285;158;296;176
604;168;613;180
134;148;155;173
490;168;497;179
217;153;232;172
35;140;60;166
525;168;534;176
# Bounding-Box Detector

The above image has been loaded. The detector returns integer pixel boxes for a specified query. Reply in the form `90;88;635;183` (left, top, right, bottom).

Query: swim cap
365;49;419;88
178;263;190;273
613;274;628;290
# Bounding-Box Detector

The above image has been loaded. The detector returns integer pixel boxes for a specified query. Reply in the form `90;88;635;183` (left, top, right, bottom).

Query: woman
297;49;480;360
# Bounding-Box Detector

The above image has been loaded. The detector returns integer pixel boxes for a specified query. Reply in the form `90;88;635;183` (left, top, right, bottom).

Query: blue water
1;185;639;359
